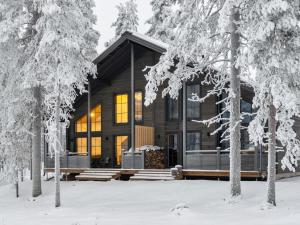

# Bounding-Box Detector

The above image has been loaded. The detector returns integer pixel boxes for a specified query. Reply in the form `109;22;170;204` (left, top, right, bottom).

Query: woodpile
144;149;166;169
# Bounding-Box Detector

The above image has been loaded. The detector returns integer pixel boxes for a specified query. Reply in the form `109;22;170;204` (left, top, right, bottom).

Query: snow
1;178;300;225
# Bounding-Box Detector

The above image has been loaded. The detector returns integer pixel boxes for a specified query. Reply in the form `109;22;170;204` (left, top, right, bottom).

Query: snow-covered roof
93;31;168;65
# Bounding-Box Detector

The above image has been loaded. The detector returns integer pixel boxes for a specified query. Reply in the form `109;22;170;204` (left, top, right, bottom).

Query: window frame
134;90;144;123
186;131;202;152
186;83;201;120
114;92;129;125
166;95;179;121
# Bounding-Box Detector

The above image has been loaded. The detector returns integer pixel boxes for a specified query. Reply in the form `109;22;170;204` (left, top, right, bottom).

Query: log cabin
44;31;300;179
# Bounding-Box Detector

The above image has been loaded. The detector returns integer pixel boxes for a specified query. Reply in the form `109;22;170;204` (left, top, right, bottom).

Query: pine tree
146;0;176;42
0;0;32;197
144;0;243;197
23;0;99;207
244;0;300;206
105;0;138;47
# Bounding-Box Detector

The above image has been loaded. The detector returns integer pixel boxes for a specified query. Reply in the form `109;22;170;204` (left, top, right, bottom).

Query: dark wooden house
44;32;300;178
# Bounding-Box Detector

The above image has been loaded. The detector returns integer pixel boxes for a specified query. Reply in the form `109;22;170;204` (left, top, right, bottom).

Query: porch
44;168;267;180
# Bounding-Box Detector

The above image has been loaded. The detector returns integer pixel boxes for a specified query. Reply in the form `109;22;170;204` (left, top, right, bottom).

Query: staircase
130;170;175;181
75;169;121;181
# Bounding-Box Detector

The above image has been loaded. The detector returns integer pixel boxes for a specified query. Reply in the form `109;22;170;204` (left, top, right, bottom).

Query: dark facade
49;32;263;171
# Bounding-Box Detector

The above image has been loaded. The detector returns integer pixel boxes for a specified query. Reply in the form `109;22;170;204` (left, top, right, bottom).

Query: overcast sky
93;0;152;53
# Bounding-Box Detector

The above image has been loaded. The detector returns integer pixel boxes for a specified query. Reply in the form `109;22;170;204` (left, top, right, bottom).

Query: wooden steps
75;169;121;181
130;170;175;181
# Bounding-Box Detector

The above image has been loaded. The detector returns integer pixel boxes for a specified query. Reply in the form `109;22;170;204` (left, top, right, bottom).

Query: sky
93;0;153;53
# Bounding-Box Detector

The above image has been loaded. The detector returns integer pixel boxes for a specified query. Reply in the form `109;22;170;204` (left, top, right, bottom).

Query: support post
87;81;91;167
182;82;187;168
217;147;221;170
131;43;135;169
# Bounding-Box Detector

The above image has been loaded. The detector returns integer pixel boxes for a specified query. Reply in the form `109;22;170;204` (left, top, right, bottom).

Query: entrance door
167;134;178;167
115;135;129;167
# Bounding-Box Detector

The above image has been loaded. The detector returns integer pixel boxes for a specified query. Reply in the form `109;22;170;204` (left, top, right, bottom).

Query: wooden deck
44;168;266;179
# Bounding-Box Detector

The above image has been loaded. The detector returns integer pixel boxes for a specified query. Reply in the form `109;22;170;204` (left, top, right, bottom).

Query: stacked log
144;149;165;169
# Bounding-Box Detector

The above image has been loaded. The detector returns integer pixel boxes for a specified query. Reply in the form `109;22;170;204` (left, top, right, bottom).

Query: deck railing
185;147;268;171
44;150;90;169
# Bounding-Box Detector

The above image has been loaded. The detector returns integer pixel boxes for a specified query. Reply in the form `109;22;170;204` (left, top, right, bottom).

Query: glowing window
115;136;128;166
76;115;87;132
91;105;101;132
115;94;128;123
135;92;143;122
76;138;87;155
91;137;101;157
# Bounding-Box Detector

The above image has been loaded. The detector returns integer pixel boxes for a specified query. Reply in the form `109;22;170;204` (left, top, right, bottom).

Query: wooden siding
135;125;154;148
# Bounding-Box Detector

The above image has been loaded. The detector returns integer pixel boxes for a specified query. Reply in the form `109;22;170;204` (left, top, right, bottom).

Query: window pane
187;84;200;119
115;136;128;166
135;92;143;122
187;133;201;151
91;137;101;157
241;100;252;124
76;115;87;132
167;97;178;120
76;138;87;155
115;94;128;123
91;105;101;132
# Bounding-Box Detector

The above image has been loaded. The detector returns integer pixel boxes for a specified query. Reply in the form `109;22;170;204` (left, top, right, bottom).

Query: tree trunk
267;103;276;206
15;170;19;198
55;95;61;207
32;86;42;197
229;6;241;197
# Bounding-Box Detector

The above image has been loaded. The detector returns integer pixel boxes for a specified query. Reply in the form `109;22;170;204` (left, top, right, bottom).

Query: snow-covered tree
105;0;138;47
144;0;243;197
0;0;32;197
21;0;99;207
243;0;300;206
146;0;176;42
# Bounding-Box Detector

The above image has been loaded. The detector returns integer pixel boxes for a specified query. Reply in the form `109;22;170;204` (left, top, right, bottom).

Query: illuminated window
115;94;128;123
115;136;128;165
76;138;87;155
91;105;101;132
135;91;143;122
76;115;87;132
91;137;101;157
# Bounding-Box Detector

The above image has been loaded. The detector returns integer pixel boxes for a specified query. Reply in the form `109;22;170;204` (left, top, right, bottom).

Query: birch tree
144;0;244;197
105;0;138;46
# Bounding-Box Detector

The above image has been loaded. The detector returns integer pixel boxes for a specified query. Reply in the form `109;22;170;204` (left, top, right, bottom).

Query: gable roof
93;31;168;65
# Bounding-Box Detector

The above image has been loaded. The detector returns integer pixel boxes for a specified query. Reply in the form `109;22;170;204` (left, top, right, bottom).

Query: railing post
254;146;258;171
217;147;221;170
142;150;145;169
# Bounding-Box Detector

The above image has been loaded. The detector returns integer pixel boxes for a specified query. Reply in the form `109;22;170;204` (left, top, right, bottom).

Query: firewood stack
144;149;165;169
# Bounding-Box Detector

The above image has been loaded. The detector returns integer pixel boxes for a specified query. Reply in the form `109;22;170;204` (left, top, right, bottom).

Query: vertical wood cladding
67;43;239;168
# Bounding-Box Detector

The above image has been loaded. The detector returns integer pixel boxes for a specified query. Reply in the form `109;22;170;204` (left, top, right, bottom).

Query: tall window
167;96;178;120
76;115;87;132
115;136;128;166
241;99;253;149
91;137;101;157
241;99;252;124
186;132;201;151
187;84;201;119
115;94;128;123
76;137;87;155
91;105;101;132
135;91;143;122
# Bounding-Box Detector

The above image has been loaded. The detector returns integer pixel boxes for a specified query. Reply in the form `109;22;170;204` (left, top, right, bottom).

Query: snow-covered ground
1;178;300;225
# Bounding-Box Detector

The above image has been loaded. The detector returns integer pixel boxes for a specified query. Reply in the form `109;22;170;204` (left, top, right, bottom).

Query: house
44;32;300;179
